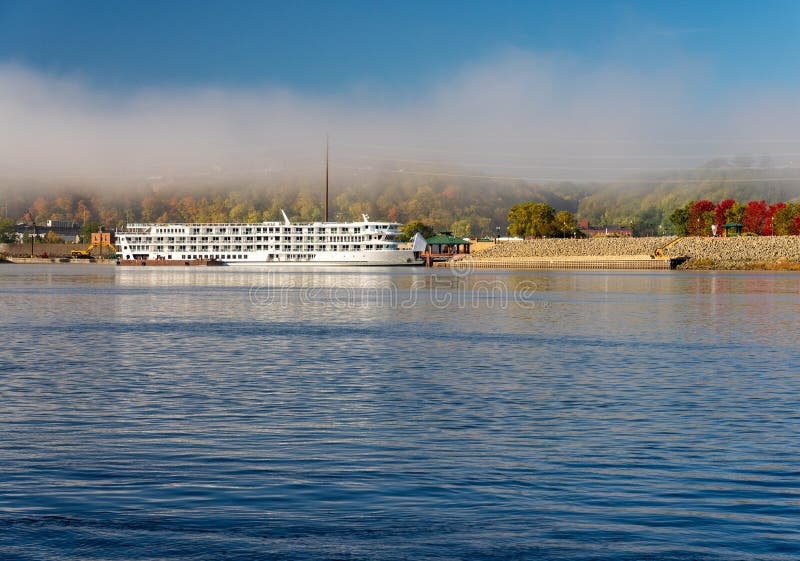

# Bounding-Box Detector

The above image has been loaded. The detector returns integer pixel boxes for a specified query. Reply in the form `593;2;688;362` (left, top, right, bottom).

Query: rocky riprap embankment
465;237;670;259
0;243;77;258
464;236;800;269
664;237;800;262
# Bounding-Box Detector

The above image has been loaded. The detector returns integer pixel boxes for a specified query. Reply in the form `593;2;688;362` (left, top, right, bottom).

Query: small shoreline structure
439;236;800;271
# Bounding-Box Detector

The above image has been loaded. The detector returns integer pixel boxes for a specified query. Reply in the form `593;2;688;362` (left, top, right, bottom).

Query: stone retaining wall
465;236;800;264
466;237;672;259
664;237;800;261
0;243;87;258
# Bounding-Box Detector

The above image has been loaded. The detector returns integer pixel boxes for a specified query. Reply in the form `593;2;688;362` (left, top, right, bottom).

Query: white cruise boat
115;211;423;265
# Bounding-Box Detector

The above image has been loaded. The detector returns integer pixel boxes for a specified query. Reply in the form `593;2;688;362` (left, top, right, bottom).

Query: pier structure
442;255;686;270
422;232;471;267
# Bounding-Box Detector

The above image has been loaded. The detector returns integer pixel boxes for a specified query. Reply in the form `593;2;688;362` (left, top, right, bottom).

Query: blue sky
1;1;800;180
1;0;798;94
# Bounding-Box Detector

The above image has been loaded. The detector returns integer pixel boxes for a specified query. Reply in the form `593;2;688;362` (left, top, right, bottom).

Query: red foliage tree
688;200;715;235
742;200;767;235
715;199;735;230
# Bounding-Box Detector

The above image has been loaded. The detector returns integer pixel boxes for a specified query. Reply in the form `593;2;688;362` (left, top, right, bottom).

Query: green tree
555;210;576;237
725;201;746;225
401;220;434;241
81;220;102;242
669;202;692;236
508;202;557;238
449;219;472;239
0;218;16;242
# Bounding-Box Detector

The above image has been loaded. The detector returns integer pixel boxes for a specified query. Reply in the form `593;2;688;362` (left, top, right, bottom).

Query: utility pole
324;134;329;223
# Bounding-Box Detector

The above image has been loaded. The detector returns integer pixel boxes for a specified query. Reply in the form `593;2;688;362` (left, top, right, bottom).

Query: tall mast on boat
324;134;329;222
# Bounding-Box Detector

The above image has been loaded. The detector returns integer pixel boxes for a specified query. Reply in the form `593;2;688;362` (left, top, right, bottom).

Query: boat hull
214;249;418;266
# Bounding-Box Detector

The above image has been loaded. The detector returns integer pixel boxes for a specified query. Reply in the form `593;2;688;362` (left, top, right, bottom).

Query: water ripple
1;266;799;560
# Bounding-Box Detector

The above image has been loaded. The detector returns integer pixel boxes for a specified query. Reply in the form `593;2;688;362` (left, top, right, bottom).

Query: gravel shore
466;237;669;259
465;236;800;269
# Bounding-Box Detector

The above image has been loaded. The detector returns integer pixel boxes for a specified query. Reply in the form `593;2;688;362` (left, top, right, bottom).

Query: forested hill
577;166;800;234
2;169;587;238
4;163;800;237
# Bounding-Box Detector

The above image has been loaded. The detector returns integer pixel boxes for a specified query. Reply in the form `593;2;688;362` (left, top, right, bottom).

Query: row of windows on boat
120;235;392;243
123;244;398;252
129;254;318;261
140;225;393;235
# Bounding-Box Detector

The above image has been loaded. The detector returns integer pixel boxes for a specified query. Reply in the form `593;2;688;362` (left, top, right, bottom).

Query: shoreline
1;256;117;265
5;236;800;270
677;258;800;271
3;258;800;270
455;236;800;271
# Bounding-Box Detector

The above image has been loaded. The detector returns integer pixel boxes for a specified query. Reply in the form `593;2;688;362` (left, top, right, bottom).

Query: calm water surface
1;264;799;560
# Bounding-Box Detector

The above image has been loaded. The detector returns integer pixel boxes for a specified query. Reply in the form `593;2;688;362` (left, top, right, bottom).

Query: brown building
91;231;115;245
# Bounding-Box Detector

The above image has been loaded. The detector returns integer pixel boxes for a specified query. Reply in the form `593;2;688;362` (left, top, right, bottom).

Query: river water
1;264;799;560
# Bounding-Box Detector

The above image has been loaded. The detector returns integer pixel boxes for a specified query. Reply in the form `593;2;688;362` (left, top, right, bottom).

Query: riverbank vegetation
669;199;800;236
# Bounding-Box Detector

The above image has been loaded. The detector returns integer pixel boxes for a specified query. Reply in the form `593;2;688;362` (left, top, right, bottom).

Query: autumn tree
715;199;735;229
29;197;51;222
75;199;93;223
742;200;767;235
140;195;165;222
687;200;715;236
293;192;321;222
772;203;800;235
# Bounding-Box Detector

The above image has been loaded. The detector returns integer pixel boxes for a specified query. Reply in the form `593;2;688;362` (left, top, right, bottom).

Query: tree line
3;174;580;239
3;162;800;239
506;203;578;238
669;199;800;236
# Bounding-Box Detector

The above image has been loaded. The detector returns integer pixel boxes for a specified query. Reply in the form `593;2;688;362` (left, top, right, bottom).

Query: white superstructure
115;213;421;265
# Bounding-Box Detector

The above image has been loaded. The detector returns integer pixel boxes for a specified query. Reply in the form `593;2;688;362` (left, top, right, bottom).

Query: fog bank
2;50;800;186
